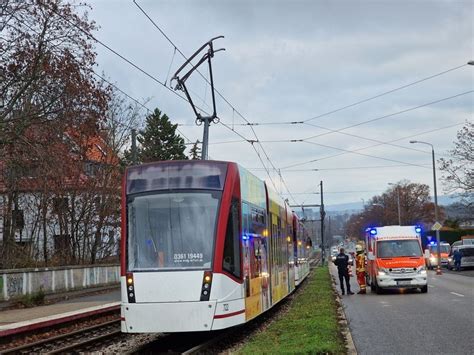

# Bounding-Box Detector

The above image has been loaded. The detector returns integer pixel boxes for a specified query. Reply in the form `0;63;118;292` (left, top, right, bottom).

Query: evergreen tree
135;108;187;163
189;140;201;160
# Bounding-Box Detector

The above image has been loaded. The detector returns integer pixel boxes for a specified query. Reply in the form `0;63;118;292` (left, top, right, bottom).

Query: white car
447;245;474;270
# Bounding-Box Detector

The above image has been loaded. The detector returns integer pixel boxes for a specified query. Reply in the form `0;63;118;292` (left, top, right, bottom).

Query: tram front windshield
127;190;221;271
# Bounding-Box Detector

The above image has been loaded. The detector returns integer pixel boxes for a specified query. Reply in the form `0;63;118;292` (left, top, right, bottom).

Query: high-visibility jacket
356;253;366;273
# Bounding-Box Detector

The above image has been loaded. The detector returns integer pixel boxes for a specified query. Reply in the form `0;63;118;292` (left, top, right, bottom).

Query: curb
330;272;357;355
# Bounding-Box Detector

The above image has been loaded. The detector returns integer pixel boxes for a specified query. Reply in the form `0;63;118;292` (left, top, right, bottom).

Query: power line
249;164;430;172
302;122;450;157
282;190;383;195
303;90;473;141
133;0;297;203
224;63;470;126
201;92;469;160
41;2;211;117
302;140;428;168
91;71;195;144
303;64;471;123
282;121;465;169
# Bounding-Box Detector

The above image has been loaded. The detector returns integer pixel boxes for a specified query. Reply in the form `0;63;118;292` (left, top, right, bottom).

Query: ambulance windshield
429;244;450;253
377;240;422;258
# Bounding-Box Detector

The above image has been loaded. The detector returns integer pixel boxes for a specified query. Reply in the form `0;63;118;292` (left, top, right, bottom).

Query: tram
120;160;311;333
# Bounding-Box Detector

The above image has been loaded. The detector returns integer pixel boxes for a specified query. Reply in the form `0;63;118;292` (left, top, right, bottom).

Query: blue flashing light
415;226;422;234
370;228;377;236
429;241;435;245
242;234;250;241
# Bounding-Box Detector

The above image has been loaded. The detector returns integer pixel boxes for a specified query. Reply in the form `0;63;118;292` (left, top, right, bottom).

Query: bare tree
344;181;442;239
1;0;110;268
439;120;473;217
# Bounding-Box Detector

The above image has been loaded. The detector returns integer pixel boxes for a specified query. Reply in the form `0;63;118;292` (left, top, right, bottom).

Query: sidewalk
0;284;120;311
0;288;121;336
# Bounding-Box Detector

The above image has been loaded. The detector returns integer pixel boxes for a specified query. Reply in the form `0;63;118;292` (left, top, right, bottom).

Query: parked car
447;245;474;270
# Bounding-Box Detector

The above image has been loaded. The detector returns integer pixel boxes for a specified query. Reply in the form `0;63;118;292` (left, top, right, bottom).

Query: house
0;129;121;268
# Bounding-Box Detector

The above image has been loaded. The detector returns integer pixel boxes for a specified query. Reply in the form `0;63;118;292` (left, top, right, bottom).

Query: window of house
54;234;71;254
53;197;69;213
12;209;24;229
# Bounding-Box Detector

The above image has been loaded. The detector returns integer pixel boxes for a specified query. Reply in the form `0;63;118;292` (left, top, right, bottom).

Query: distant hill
324;195;463;214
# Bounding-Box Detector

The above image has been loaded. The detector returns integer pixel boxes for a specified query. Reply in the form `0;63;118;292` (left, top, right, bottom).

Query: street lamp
410;140;442;275
388;183;402;225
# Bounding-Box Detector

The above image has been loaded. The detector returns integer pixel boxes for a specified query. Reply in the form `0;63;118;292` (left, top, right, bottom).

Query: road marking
428;285;434;288
450;292;465;297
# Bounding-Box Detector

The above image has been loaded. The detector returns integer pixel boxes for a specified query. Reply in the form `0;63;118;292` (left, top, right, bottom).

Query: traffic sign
432;222;442;231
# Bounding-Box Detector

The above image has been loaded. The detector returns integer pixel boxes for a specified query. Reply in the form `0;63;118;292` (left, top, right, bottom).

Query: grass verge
237;266;345;354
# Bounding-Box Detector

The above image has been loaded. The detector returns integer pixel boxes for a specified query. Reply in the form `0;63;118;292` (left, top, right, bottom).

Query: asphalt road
442;267;474;278
330;265;474;355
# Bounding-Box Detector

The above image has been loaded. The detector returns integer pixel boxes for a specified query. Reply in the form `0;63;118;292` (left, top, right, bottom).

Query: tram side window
223;201;241;279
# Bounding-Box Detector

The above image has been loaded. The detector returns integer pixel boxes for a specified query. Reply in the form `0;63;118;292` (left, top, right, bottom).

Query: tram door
242;203;270;320
287;223;295;292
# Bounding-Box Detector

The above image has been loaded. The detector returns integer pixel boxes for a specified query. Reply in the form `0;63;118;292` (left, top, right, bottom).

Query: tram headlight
125;273;136;303
201;271;213;301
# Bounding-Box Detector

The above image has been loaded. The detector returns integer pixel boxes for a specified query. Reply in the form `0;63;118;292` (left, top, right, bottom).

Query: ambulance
365;225;429;294
426;242;450;269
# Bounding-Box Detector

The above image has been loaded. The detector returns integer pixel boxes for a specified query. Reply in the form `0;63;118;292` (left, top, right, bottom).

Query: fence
0;264;120;301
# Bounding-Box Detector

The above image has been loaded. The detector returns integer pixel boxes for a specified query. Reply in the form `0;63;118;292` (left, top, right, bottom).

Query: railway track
0;305;121;355
0;319;121;354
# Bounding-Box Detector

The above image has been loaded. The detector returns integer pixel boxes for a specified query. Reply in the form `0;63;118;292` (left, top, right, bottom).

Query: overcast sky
89;0;473;207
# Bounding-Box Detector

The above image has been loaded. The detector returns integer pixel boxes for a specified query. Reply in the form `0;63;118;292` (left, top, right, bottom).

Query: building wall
0;264;119;301
0;192;119;263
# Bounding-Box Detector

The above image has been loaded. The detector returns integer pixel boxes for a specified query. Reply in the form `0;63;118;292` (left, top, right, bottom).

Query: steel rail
0;319;120;354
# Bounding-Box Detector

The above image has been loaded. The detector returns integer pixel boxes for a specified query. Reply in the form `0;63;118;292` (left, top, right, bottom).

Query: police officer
453;248;462;271
334;248;354;295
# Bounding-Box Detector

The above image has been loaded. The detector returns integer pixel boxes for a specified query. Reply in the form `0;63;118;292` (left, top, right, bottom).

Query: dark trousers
338;270;351;293
454;260;461;271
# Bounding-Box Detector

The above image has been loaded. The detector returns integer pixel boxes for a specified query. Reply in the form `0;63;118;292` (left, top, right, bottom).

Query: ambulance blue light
242;234;250;241
370;228;377;236
415;226;422;234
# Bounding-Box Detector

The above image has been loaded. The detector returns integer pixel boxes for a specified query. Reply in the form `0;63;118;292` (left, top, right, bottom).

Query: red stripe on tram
213;309;245;319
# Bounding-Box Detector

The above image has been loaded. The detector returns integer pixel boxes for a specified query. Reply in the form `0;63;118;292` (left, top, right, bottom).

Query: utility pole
320;181;326;266
172;36;225;160
131;129;137;165
410;140;442;275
